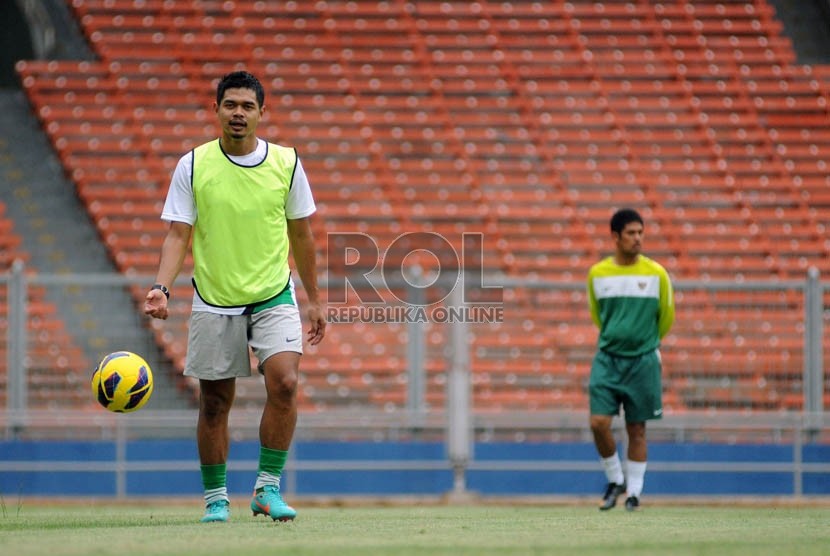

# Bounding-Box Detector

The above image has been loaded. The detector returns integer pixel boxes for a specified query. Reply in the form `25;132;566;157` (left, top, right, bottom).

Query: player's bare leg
590;415;616;458
198;378;235;463
260;352;299;450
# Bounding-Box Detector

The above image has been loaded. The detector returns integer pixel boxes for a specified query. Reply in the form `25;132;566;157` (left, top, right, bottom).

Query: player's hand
144;289;169;320
305;301;326;345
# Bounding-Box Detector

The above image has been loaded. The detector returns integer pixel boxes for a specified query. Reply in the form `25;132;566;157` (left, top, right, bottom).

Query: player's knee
589;415;612;433
200;393;232;421
267;371;298;405
626;422;646;440
262;353;299;403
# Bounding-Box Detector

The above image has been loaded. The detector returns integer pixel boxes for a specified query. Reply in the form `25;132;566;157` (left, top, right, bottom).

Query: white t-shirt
161;138;316;314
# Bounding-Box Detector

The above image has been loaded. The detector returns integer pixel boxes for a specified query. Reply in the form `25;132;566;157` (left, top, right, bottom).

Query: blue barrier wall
1;440;828;497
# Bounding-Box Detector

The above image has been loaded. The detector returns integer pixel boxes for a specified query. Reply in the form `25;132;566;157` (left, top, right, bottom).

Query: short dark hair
216;71;265;107
610;208;644;234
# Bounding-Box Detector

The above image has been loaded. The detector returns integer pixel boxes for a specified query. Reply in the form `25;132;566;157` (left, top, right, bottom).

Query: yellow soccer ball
91;351;154;413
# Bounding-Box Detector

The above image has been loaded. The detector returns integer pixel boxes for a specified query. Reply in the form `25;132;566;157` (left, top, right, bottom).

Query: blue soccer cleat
250;485;297;522
201;499;230;523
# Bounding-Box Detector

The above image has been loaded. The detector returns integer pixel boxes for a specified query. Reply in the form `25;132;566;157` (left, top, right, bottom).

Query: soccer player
144;71;325;523
586;208;675;511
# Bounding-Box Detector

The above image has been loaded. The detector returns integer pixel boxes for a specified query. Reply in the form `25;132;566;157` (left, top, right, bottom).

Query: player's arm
657;269;675;338
586;271;602;328
287;216;325;345
144;221;192;320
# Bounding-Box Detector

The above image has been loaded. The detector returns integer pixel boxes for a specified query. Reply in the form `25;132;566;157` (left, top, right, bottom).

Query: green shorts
589;349;663;423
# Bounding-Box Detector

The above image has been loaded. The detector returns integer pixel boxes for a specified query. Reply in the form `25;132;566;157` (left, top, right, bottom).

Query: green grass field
1;502;828;556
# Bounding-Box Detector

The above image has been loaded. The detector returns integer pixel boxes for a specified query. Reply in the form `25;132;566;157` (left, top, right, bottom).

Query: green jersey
587;255;675;357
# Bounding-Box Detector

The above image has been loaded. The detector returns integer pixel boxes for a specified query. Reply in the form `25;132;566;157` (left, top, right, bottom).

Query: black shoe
599;482;626;511
625;495;640;511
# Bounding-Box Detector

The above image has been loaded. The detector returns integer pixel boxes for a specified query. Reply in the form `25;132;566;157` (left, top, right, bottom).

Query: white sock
204;486;228;505
626;460;647;497
600;452;625;485
254;471;281;491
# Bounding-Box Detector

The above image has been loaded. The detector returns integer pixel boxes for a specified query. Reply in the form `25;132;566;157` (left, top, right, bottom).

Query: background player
586;208;675;511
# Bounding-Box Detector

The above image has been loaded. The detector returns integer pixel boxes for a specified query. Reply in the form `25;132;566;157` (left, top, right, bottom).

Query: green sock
201;463;227;490
255;447;288;492
259;446;288;475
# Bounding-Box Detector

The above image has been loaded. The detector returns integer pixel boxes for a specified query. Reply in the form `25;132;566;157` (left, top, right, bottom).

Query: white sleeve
161;152;196;225
286;157;317;220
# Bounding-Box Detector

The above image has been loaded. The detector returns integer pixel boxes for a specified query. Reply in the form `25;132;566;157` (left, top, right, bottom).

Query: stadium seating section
7;0;830;413
0;202;93;409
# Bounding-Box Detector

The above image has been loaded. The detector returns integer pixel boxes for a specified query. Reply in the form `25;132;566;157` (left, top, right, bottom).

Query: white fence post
803;267;824;439
406;267;426;424
446;278;471;497
6;259;28;438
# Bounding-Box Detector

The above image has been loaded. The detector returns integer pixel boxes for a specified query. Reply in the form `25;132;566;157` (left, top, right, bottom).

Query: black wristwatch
151;283;170;299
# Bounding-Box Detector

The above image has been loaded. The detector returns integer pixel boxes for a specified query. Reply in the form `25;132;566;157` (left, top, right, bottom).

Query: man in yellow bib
587;208;674;512
144;71;325;523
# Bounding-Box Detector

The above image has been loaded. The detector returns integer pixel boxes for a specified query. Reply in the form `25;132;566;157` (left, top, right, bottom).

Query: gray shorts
183;304;303;380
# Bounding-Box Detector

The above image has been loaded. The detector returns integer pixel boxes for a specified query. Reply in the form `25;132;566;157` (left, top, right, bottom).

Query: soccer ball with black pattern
91;351;154;413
